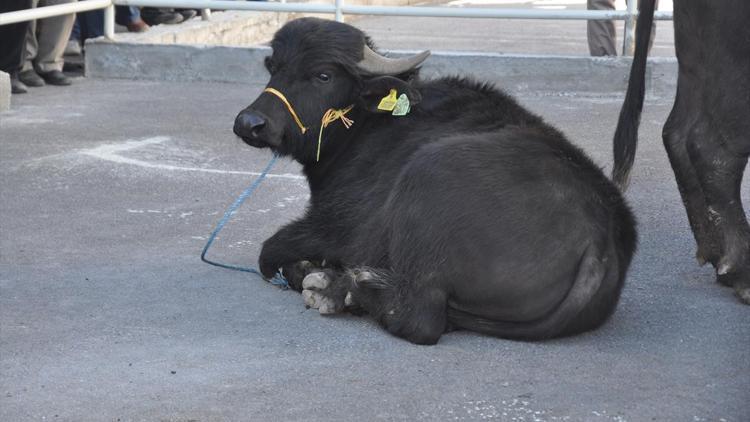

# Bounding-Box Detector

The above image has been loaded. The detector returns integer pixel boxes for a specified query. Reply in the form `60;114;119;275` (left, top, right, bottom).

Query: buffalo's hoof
714;265;750;305
695;244;721;266
282;260;319;291
302;272;337;314
301;271;350;314
344;292;355;307
695;250;709;267
736;285;750;305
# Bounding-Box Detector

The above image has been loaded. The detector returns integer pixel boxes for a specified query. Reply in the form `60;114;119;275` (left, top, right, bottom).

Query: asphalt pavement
1;1;748;420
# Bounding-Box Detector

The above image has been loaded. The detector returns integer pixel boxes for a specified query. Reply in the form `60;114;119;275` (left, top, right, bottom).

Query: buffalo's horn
357;45;431;75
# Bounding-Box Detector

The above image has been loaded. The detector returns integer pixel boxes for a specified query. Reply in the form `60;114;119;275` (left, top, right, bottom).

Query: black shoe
141;8;184;25
18;69;45;87
10;75;28;94
38;70;72;86
177;9;198;21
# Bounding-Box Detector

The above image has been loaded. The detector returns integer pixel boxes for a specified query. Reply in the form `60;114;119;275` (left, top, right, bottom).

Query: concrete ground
1;76;748;421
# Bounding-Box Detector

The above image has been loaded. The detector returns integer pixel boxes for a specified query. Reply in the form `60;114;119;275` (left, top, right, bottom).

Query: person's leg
77;9;104;42
18;0;47;86
64;17;82;56
33;0;76;80
21;0;40;73
0;1;32;74
0;0;34;93
587;0;617;56
70;16;81;41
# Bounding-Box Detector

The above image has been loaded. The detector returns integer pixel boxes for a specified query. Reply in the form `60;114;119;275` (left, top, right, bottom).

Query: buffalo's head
233;18;429;163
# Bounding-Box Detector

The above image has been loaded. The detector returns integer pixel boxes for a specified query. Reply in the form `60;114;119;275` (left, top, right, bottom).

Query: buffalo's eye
316;73;332;83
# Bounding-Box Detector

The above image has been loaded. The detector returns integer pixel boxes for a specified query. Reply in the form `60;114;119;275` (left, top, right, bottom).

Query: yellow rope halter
264;88;308;134
263;87;354;162
317;105;354;162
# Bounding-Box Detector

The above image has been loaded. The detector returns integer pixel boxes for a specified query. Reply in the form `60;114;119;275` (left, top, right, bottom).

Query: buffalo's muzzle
234;110;268;147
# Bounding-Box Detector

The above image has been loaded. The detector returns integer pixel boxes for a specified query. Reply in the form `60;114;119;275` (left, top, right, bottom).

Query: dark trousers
0;0;34;74
71;6;141;41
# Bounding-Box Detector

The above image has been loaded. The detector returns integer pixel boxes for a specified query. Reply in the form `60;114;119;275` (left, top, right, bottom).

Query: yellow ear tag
377;89;398;111
391;94;411;116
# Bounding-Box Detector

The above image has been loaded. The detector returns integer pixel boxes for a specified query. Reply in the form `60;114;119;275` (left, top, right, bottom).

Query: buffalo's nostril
234;111;267;139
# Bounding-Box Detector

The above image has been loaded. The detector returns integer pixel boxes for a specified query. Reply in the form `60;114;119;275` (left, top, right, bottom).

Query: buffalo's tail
612;0;657;190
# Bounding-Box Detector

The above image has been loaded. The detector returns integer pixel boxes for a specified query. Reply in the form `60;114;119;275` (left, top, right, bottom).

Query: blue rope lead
201;153;289;289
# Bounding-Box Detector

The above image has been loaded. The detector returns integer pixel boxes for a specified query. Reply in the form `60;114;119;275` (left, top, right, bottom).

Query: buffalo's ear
359;76;422;113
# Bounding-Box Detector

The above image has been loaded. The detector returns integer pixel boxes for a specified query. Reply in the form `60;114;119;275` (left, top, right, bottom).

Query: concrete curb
85;41;677;97
0;71;10;112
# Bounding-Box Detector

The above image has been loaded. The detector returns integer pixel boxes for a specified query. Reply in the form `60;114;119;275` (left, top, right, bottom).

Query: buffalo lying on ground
233;18;636;344
614;0;749;303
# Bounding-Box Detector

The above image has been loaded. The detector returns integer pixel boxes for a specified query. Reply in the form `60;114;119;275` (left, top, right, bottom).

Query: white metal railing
0;0;673;56
0;0;111;25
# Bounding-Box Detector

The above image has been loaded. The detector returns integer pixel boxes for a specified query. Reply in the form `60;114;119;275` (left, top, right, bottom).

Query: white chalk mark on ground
79;137;305;180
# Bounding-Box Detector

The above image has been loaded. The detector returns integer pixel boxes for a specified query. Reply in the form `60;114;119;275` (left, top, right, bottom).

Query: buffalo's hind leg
350;269;448;345
663;95;750;304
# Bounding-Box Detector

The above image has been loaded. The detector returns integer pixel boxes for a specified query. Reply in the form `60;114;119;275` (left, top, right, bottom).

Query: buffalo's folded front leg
258;219;328;279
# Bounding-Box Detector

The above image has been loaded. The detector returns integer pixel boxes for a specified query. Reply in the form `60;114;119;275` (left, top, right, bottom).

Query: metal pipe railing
343;6;672;20
335;0;344;23
0;0;673;56
103;4;115;39
622;0;638;56
115;0;672;21
0;0;111;26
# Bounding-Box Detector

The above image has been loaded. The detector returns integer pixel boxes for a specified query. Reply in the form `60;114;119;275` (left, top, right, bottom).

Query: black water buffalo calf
614;0;749;303
234;18;637;344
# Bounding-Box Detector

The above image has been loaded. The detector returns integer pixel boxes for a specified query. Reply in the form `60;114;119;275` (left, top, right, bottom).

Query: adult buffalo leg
662;90;723;267
664;0;750;303
662;83;732;266
349;269;448;345
685;124;750;303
